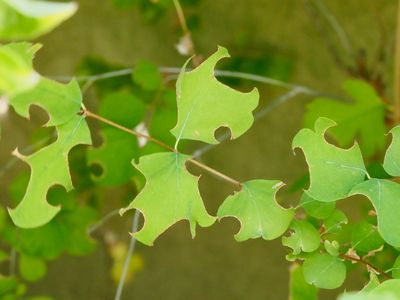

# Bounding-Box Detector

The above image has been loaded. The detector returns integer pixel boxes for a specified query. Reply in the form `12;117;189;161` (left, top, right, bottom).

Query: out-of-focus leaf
0;0;77;40
289;264;318;300
304;80;386;157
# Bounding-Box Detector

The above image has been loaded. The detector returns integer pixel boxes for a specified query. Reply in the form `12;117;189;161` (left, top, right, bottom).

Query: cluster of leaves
3;1;400;299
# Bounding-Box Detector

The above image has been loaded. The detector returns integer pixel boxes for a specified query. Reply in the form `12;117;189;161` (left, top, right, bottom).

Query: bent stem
83;109;242;189
339;253;392;280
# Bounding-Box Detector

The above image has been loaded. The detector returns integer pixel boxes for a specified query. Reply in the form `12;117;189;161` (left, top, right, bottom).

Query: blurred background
0;0;398;299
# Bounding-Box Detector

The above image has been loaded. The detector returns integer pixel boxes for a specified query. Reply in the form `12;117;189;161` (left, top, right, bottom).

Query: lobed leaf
10;77;82;126
0;0;78;40
350;179;400;247
304;80;386;157
299;193;335;219
383;125;400;177
171;46;259;146
8;115;92;228
293;117;367;202
120;152;215;246
282;220;320;255
217;180;294;241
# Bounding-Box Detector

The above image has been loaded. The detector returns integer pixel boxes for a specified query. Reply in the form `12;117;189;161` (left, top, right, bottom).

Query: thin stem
83;109;177;153
83;109;242;189
114;210;141;300
394;0;400;124
172;0;200;66
187;158;242;189
312;0;353;56
50;67;323;96
87;209;120;235
339;253;392;280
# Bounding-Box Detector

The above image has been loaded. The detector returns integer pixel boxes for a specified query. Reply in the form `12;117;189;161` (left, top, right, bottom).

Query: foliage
2;1;400;299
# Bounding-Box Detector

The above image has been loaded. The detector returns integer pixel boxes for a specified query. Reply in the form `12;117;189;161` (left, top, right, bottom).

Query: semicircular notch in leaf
120;152;216;246
292;117;367;202
282;220;320;255
383;125;400;177
8;115;92;228
0;0;78;40
171;46;259;146
350;179;400;247
217;180;294;241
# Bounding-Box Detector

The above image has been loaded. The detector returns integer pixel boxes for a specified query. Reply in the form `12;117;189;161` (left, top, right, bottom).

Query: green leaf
19;255;47;282
0;0;78;40
97;92;146;128
293;117;367;202
304;80;386;157
351;221;384;253
323;210;348;234
132;60;163;91
299;193;335;219
0;277;18;296
289;264;318;300
392;256;400;279
362;273;380;292
303;253;346;289
8;115;92;228
10;77;82;126
88;128;139;186
0;43;40;96
367;279;400;299
383;125;400;177
171;46;259;146
282;220;320;255
217;180;294;241
350;179;400;247
324;240;339;256
120;152;215;246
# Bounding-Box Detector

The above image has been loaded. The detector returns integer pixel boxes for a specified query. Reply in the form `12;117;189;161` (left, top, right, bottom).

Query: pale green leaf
120;152;215;246
323;210;348;234
324;240;339;256
289;264;318;300
350;179;400;247
303;253;346;289
19;254;47;282
282;220;320;255
9;77;82;126
171;46;259;146
383;125;400;176
8;115;92;228
304;80;386;157
217;180;294;241
293;117;367;202
0;43;40;96
351;221;384;253
132;60;163;91
392;256;400;279
299;193;335;219
0;0;77;40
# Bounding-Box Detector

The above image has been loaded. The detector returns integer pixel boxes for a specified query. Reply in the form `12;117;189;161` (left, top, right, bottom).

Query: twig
83;109;242;189
312;0;353;56
87;209;120;235
172;0;200;66
339;253;392;280
114;210;141;300
394;0;400;124
50;67;323;96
